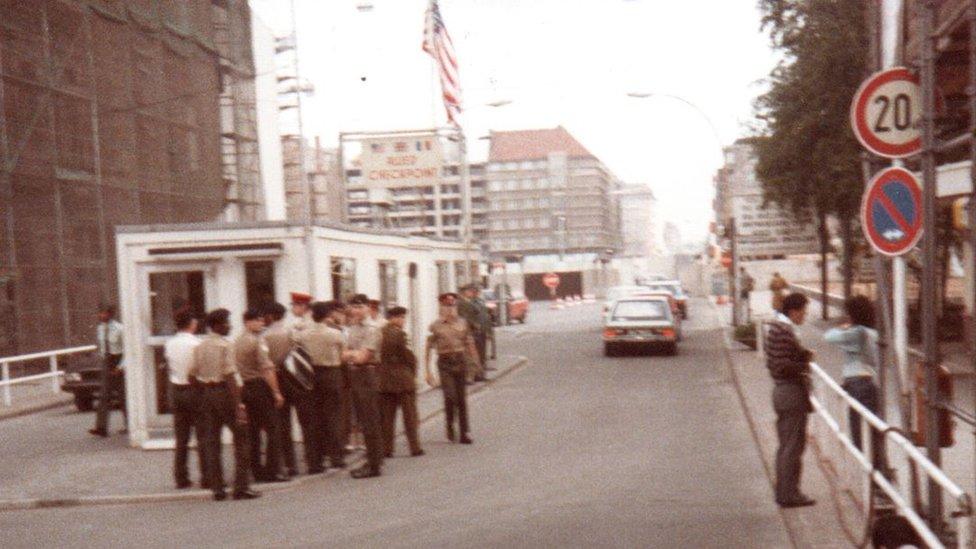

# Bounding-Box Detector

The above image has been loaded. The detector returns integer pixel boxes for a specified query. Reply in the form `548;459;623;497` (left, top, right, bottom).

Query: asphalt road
0;300;792;548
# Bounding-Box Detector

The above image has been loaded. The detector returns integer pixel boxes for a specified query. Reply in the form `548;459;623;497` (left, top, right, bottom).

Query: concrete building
616;184;657;258
282;137;345;224
341;131;488;241
0;0;264;356
714;139;818;260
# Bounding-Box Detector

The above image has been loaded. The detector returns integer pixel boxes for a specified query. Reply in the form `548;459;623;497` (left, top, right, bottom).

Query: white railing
0;345;97;406
808;361;972;548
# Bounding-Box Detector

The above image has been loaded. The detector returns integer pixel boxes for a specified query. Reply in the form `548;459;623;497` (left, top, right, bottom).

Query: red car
483;290;528;325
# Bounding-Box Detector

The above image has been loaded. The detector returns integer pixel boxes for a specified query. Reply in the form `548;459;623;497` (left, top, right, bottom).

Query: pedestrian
378;306;424;458
425;292;479;444
341;294;385;479
764;292;816;508
235;308;286;483
264;302;316;478
190;308;259;501
294;300;348;473
824;295;885;466
367;299;387;329
739;267;755;323
164;310;205;489
458;283;491;382
769;272;788;313
288;292;314;335
90;304;126;437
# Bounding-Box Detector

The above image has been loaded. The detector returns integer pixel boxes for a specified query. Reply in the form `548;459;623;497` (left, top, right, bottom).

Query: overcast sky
250;0;778;243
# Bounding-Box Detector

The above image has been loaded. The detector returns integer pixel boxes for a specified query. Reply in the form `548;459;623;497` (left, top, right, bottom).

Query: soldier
341;294;384;479
367;299;387;329
425;293;479;444
190;308;259;501
164;310;205;489
288;292;314;336
235;309;286;483
89;304;126;437
458;284;492;382
378;306;423;458
295;300;348;473
264;302;316;478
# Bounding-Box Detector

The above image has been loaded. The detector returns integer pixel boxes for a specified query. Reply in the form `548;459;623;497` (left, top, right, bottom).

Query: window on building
244;261;276;312
149;271;206;337
506;180;517;190
348;190;368;200
520;179;532;190
378;260;398;311
330;257;356;301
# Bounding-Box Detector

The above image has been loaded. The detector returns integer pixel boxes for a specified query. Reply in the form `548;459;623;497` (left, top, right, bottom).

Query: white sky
250;0;778;243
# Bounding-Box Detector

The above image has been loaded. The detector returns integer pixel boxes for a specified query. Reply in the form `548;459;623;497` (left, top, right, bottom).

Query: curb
0;355;529;513
0;397;73;422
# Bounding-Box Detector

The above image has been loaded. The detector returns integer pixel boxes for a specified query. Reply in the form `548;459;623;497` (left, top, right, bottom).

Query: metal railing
0;345;97;406
808;361;972;548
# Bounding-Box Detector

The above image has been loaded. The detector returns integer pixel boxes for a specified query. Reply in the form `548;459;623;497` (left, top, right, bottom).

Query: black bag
281;346;315;395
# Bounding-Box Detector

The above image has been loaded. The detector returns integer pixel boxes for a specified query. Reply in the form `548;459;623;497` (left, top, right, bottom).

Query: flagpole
459;124;474;284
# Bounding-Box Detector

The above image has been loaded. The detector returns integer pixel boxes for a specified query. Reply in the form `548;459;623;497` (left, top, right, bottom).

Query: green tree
753;0;868;306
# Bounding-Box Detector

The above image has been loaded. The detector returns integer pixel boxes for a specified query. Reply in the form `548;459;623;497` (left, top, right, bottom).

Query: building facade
485;127;622;259
0;0;263;355
714;140;818;260
282;136;345;224
617;184;657;257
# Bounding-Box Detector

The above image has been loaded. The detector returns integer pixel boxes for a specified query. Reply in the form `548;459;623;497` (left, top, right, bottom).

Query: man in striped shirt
764;292;816;508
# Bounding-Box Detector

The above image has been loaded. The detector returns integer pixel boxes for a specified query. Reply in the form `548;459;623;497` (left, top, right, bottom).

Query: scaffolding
0;0;260;355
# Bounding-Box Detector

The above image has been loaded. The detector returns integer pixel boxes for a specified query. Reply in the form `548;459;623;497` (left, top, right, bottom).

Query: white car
603;285;647;316
602;296;679;356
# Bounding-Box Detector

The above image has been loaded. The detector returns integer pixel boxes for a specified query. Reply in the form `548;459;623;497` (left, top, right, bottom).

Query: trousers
842;376;886;470
313;367;345;467
773;383;810;503
379;391;421;456
347;365;384;471
93;354;125;433
199;385;250;495
171;384;205;486
242;379;281;479
278;371;318;473
438;354;469;436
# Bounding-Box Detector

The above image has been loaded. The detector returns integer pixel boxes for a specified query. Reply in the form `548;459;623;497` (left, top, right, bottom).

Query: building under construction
0;0;265;355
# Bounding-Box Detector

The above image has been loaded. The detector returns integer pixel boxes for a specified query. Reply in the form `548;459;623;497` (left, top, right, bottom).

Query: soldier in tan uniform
235;309;285;483
295;300;348;473
189;308;259;501
425;293;479;444
342;294;384;479
288;292;314;336
378;306;423;457
264;302;316;477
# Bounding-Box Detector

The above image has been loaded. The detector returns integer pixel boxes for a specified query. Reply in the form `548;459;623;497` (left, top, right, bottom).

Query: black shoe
307;465;325;475
175;480;192;490
257;474;289;483
232;489;262;500
213;491;227;501
777;497;816;508
446;426;456;442
384;452;394;459
459;435;473;444
410;449;425;457
287;468;298;477
474;376;488;382
350;466;381;479
88;428;107;437
329;460;346;470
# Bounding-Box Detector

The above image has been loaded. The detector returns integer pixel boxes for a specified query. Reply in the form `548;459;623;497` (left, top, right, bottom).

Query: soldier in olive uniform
425;293;479;444
264;302;316;477
378;306;423;457
235;309;286;483
190;309;259;501
295;300;348;473
342;294;384;479
458;284;492;382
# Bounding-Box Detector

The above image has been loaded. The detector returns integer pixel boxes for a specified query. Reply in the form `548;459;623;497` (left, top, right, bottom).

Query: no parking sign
860;167;923;256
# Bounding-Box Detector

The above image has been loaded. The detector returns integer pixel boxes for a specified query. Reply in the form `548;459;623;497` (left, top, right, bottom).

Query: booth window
149;271;205;336
436;261;450;294
244;261;276;311
378;260;398;311
331;257;356;301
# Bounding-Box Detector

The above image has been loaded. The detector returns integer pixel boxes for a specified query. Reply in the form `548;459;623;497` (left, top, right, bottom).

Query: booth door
140;264;216;439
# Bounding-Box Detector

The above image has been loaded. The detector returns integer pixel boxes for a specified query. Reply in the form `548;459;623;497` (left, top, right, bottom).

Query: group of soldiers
162;284;492;501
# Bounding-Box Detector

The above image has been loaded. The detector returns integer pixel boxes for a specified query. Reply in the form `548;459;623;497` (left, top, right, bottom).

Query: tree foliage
753;0;869;296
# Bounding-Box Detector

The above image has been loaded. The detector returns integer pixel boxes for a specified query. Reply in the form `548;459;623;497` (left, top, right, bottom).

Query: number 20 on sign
850;67;922;159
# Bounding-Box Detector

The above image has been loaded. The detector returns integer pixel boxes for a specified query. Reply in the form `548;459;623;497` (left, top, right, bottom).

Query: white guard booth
115;221;474;449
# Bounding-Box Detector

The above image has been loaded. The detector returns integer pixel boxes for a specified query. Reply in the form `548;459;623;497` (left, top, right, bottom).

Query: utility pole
730;217;739;327
289;0;317;297
458;127;474;284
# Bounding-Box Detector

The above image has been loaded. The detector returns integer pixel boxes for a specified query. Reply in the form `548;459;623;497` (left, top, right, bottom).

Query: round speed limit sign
850;67;922;158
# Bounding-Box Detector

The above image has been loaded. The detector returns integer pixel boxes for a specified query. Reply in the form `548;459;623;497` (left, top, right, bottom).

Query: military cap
438;292;459;305
290;292;313;305
348;293;370;306
459;283;480;292
386;306;408;318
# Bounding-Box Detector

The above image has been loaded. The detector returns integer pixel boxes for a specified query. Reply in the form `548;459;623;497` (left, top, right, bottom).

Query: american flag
422;0;462;126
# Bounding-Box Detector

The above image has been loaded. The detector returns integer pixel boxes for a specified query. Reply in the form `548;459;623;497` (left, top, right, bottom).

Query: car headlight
64;373;82;382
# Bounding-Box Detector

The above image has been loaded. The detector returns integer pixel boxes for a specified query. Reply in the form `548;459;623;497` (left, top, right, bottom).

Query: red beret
290;292;312;305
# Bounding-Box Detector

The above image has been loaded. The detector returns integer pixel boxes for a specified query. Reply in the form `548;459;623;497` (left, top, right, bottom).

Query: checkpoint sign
861;167;923;256
850;67;922;158
543;272;560;289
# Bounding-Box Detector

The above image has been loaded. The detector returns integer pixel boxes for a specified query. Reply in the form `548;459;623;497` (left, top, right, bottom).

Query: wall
251;13;285;221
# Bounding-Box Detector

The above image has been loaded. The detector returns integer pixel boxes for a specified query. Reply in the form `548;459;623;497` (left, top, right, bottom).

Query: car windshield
643;284;675;295
607;286;643;302
611;300;669;321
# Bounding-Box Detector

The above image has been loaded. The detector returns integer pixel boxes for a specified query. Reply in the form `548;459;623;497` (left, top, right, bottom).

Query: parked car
61;354;122;412
602;296;679;356
641;280;689;319
483;289;528;325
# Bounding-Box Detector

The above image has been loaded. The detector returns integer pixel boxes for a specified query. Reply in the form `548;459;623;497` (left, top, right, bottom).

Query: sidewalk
0;380;73;421
0;354;527;512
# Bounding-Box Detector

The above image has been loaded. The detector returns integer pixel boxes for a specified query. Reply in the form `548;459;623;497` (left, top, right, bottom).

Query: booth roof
115;219;466;244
